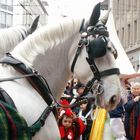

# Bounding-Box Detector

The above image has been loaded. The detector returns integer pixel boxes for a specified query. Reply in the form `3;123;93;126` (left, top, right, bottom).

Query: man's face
131;85;140;96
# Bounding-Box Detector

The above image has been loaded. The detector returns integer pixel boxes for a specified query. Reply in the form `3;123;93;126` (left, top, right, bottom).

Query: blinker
87;37;107;59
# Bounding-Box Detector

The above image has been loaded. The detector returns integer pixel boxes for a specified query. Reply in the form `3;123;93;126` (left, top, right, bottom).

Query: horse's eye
107;46;111;50
87;26;94;32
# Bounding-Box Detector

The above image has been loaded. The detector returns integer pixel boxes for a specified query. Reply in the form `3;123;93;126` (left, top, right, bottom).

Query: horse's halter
71;23;120;97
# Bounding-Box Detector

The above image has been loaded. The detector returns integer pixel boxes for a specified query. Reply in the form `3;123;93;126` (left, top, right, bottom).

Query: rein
0;53;88;109
0;73;38;82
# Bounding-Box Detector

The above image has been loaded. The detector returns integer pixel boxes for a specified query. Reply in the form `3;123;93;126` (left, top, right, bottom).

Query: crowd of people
56;77;140;140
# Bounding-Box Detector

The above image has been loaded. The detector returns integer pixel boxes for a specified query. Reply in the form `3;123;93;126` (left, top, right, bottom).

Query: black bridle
71;30;120;97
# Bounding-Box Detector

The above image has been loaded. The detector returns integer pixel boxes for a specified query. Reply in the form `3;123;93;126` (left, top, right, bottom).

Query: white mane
11;17;83;68
0;26;27;57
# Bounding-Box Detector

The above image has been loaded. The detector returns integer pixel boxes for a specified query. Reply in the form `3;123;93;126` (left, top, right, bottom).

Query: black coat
124;94;140;140
109;99;124;118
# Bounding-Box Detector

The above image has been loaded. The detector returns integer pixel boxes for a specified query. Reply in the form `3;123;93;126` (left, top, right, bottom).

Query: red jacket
59;118;85;140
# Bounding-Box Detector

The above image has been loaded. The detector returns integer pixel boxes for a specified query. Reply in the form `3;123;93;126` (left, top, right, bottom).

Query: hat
65;108;73;117
60;99;70;106
132;82;140;87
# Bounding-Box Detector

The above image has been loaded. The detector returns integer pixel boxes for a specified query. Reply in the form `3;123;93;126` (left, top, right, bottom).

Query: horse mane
0;26;27;57
11;17;83;68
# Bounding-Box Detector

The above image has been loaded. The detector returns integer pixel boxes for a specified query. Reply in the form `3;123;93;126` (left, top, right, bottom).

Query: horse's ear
79;20;89;33
79;19;86;32
27;15;40;35
88;3;101;26
100;8;111;25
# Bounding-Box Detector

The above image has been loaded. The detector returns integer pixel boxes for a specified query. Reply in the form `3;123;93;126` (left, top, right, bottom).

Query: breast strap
0;53;55;109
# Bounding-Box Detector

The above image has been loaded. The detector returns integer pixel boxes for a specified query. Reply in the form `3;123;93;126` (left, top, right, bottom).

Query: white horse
0;3;121;140
0;16;40;58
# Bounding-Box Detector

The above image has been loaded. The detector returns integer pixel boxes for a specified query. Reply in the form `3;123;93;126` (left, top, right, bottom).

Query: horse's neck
10;17;82;99
34;36;77;99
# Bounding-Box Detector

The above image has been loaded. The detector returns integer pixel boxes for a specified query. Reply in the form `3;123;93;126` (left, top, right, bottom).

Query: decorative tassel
89;107;107;140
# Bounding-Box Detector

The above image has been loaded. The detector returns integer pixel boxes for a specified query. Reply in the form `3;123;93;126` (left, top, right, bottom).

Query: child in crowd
78;98;95;140
70;82;86;114
58;108;85;140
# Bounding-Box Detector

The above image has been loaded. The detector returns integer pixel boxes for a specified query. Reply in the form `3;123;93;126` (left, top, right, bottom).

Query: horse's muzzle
96;94;120;111
107;95;120;111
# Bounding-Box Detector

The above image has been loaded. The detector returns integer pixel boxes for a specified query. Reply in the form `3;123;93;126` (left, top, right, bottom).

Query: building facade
0;0;13;28
112;0;140;72
0;0;48;28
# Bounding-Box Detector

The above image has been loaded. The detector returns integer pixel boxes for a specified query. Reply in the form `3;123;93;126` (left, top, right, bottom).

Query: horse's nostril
109;95;117;105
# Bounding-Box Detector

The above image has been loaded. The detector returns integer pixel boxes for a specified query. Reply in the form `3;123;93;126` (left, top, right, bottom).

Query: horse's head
70;3;121;111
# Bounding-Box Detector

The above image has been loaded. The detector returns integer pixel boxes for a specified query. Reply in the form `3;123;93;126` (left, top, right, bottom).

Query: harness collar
0;53;54;105
0;53;58;136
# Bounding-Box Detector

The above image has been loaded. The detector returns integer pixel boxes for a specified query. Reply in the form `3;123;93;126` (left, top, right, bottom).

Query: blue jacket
109;99;124;118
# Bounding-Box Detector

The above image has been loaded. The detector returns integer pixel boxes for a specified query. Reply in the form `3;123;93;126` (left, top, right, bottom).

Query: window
117;0;119;18
127;0;131;11
117;30;119;36
137;64;139;72
134;20;137;42
6;13;12;26
42;1;49;6
0;11;6;25
0;0;13;11
7;0;13;6
0;11;6;28
7;0;13;11
121;0;124;15
0;11;13;28
122;27;124;46
7;5;13;11
0;3;7;10
128;24;130;46
0;0;6;4
134;0;137;11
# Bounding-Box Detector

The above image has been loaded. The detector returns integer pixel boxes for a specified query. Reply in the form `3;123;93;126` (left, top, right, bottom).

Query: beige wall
112;0;140;72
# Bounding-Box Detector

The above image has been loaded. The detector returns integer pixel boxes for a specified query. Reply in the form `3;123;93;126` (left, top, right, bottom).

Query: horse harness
0;53;88;136
0;53;58;136
71;26;120;97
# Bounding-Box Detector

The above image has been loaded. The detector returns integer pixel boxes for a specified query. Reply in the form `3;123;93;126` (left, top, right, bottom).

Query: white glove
134;96;140;102
110;118;127;139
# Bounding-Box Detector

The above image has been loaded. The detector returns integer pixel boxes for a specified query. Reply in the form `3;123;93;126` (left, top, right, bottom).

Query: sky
47;0;104;18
